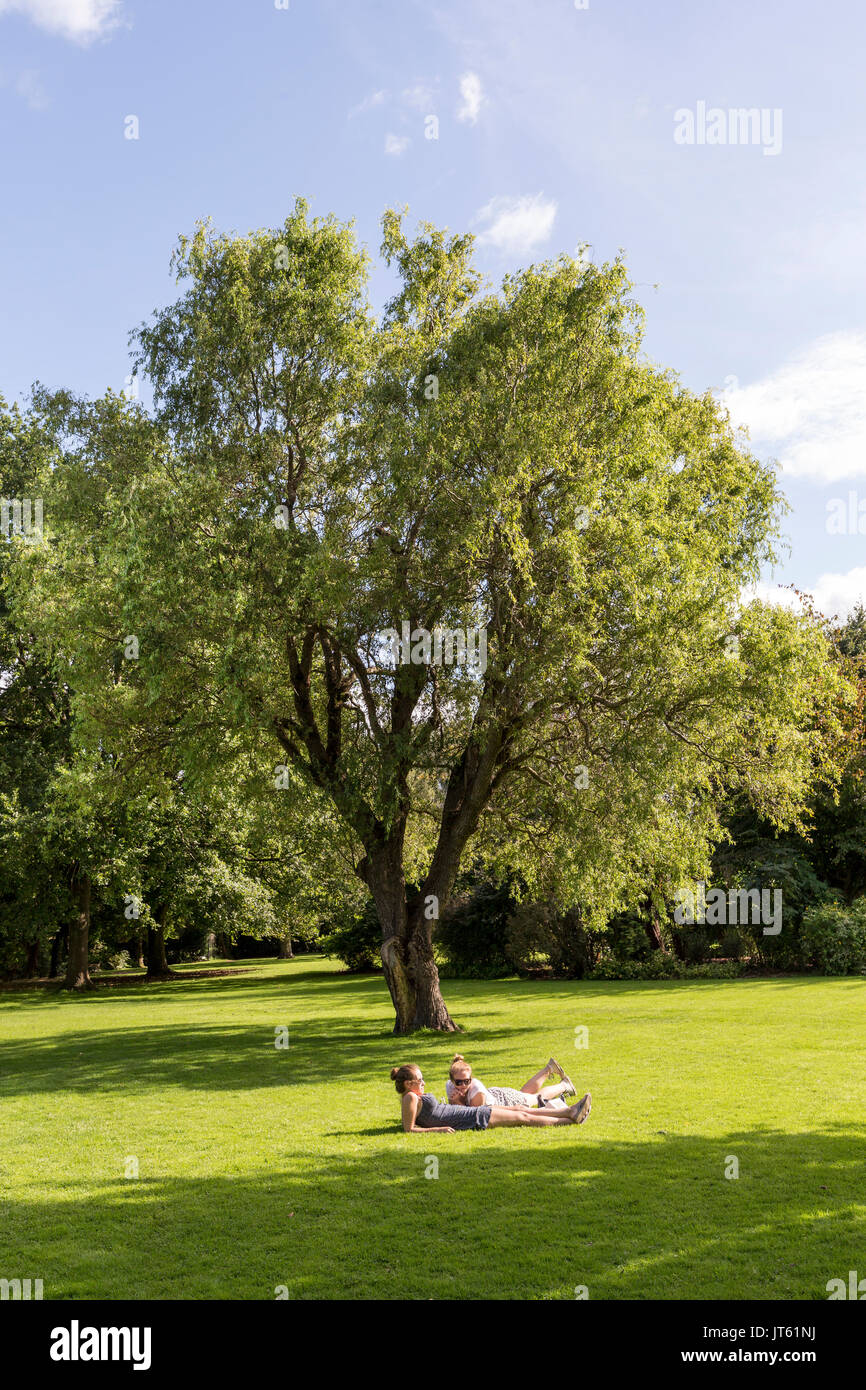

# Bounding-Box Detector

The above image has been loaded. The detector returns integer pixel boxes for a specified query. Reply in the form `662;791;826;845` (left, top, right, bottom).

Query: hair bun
451;1053;465;1062
390;1066;400;1080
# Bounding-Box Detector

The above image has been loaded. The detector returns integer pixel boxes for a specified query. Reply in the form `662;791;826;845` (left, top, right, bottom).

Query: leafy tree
18;206;851;1031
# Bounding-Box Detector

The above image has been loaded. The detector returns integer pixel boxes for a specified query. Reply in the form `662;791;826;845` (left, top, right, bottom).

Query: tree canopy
7;202;851;1029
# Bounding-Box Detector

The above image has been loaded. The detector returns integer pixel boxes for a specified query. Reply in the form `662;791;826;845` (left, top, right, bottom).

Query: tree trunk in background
204;931;216;960
646;907;666;953
64;872;93;990
146;905;174;979
49;924;67;979
23;940;40;978
216;931;232;959
277;934;293;959
129;926;145;969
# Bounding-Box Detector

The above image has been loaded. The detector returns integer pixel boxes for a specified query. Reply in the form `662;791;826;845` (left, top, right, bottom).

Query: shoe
560;1072;577;1098
569;1093;592;1125
547;1056;566;1081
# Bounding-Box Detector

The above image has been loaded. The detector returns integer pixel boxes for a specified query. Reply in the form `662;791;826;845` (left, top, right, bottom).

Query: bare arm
467;1080;488;1107
402;1092;454;1134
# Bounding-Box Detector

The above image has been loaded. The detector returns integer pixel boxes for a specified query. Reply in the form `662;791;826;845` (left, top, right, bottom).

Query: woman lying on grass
391;1064;592;1133
445;1053;576;1111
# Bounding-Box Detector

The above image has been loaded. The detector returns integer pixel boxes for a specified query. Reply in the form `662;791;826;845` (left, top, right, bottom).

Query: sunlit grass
1;958;864;1300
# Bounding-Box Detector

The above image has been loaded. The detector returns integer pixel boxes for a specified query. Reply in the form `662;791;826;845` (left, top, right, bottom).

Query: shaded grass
1;957;864;1300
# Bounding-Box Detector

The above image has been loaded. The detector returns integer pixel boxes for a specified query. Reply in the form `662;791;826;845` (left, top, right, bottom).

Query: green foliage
12;206;850;1018
674;926;714;964
434;879;516;977
799;899;866;975
605;912;655;962
590;952;743;981
3;209;858;1020
319;899;382;973
505;900;604;978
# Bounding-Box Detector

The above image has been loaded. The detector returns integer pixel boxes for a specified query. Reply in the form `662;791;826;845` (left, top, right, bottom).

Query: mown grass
1;956;863;1300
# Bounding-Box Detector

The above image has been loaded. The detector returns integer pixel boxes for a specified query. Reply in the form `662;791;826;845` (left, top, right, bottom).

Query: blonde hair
390;1064;420;1094
449;1053;472;1080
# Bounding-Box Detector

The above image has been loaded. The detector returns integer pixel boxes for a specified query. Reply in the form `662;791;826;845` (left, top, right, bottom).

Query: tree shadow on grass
3;1125;865;1301
0;1016;548;1097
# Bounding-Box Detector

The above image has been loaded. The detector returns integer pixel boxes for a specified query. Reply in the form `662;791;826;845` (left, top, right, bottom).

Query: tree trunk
129;927;145;969
146;905;174;979
379;920;457;1034
367;849;458;1034
49;924;67;979
216;930;232;959
64;872;94;990
277;934;293;959
646;906;666;953
204;931;216;960
23;940;40;979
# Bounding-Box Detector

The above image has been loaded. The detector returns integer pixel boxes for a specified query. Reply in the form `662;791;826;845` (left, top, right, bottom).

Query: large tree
20;204;849;1030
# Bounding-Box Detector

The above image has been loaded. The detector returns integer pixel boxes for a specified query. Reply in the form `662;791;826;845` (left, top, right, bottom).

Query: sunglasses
452;1077;472;1086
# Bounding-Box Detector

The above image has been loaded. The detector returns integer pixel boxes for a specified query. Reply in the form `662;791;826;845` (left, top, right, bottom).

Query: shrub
319;899;382;972
719;926;746;961
799;899;866;975
589;953;743;981
674;927;713;964
605;914;655;962
506;901;603;978
435;880;515;977
95;948;131;972
436;958;511;980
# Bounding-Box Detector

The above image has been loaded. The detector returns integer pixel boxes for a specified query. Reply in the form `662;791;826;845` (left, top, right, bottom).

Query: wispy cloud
457;70;483;124
384;132;410;157
402;82;435;111
744;572;866;625
348;88;386;119
0;0;123;43
473;193;557;254
720;332;866;483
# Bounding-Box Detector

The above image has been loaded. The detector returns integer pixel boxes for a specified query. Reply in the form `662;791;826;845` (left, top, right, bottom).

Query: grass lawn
1;956;864;1301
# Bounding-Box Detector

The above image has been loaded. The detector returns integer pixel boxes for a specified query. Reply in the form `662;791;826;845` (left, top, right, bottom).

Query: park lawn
1;957;864;1301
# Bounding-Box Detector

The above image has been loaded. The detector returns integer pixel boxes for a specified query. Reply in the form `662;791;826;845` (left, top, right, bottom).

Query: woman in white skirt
445;1054;580;1112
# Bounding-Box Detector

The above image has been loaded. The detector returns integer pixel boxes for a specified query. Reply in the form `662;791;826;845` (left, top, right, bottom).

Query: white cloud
384;132;410;157
457;70;483;124
743;572;866;625
719;332;866;482
402;83;435;111
348;88;386;118
473;193;557;254
0;0;122;43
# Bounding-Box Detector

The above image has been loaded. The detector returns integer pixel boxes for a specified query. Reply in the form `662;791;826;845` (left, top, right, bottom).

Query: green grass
1;956;864;1300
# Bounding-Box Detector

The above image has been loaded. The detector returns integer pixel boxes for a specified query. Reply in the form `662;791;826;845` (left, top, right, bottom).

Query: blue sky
2;0;865;619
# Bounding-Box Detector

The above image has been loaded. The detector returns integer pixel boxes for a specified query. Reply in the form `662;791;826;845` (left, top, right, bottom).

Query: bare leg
488;1104;582;1127
519;1063;557;1096
538;1081;571;1102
